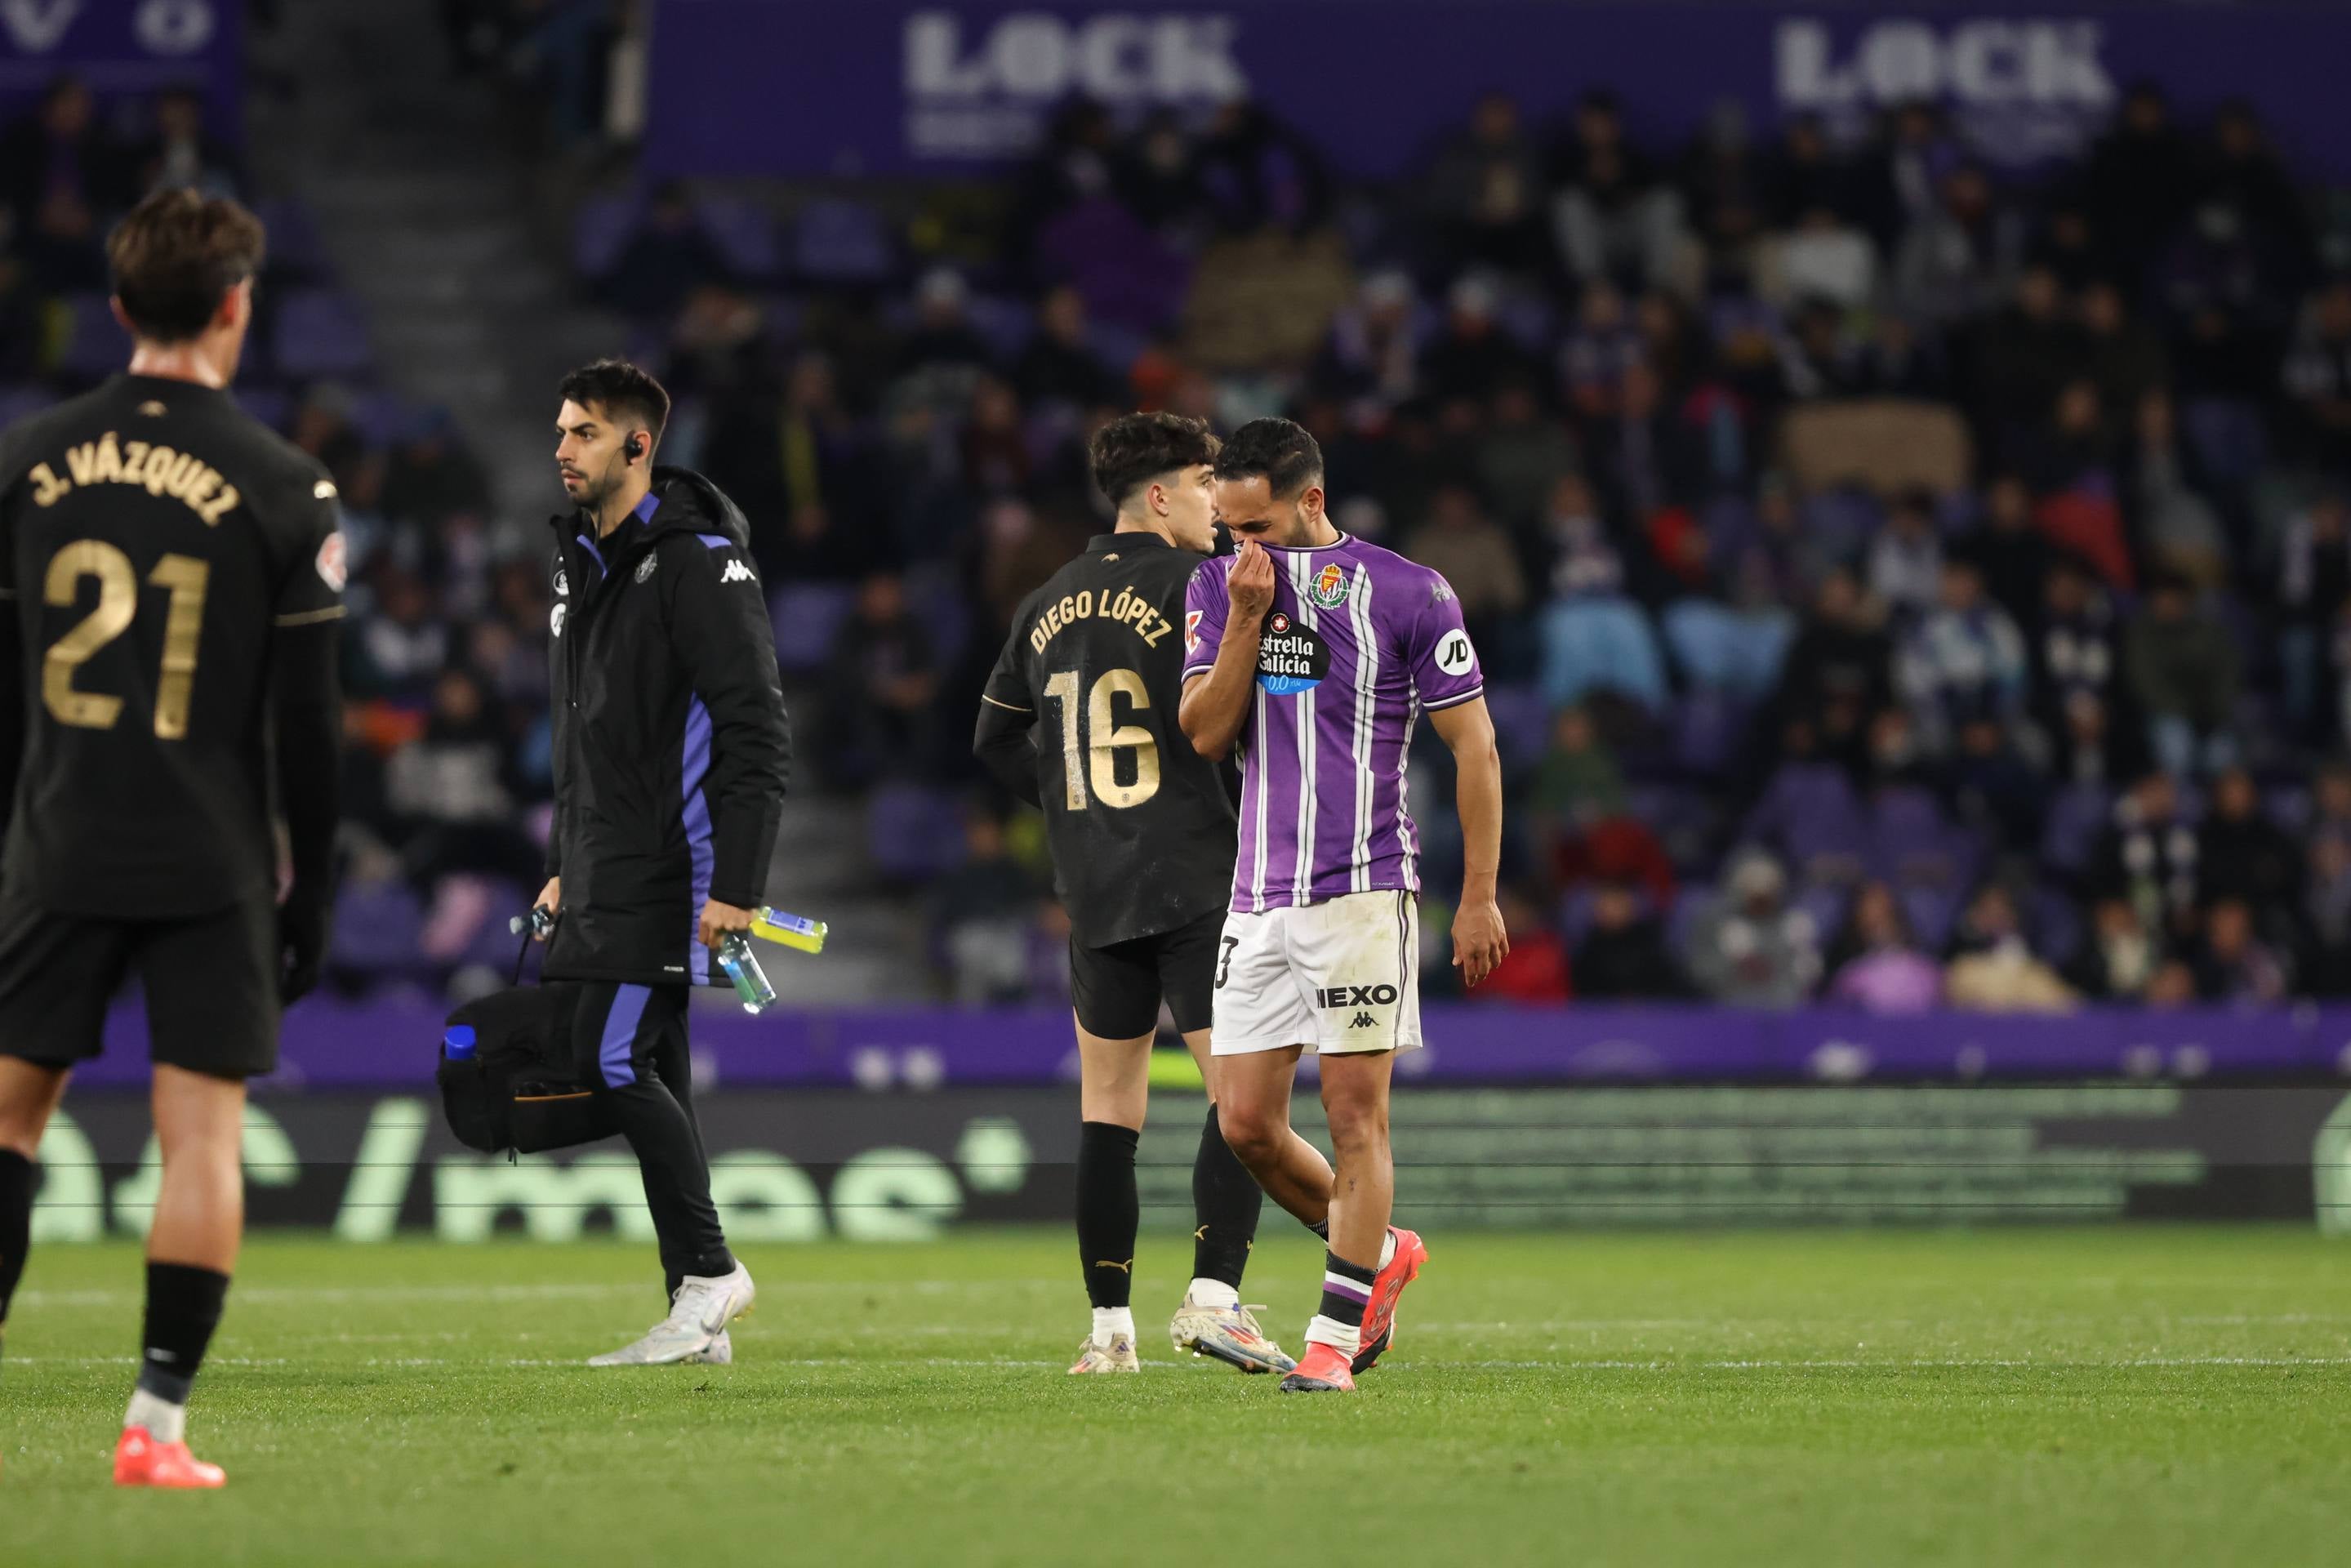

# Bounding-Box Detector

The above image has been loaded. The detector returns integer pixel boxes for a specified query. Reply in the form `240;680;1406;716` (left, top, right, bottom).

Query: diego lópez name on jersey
982;531;1236;950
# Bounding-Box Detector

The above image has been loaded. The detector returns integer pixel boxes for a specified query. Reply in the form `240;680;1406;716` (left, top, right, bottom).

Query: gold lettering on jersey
48;433;238;526
1025;581;1178;654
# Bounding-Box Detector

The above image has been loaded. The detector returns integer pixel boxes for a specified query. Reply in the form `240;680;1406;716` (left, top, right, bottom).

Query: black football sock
1306;1217;1330;1241
0;1151;33;1364
136;1263;229;1407
1190;1105;1260;1290
1075;1121;1139;1311
1315;1249;1378;1335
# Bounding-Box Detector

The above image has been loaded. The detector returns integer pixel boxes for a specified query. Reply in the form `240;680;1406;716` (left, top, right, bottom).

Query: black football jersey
0;374;345;915
983;531;1236;947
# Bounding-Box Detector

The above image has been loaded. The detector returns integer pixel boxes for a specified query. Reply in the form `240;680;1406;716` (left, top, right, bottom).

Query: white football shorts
1209;889;1422;1057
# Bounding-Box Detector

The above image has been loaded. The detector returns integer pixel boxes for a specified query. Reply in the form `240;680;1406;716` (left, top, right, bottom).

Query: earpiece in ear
625;434;646;462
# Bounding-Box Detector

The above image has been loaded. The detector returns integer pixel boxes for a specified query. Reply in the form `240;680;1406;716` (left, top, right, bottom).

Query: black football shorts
1068;905;1223;1040
0;894;281;1080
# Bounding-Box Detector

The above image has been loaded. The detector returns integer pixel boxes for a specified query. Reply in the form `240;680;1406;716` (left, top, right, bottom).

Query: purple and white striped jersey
1184;533;1483;913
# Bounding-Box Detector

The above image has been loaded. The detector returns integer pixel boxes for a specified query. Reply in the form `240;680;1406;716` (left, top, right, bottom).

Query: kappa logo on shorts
1348;1011;1378;1029
1316;984;1400;1009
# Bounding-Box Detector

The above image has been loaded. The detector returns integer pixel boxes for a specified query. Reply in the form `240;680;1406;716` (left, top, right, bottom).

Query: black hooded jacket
542;467;790;986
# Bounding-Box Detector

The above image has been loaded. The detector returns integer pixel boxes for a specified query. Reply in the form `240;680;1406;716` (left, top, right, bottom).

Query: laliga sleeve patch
1185;608;1203;655
315;531;348;592
1434;628;1476;676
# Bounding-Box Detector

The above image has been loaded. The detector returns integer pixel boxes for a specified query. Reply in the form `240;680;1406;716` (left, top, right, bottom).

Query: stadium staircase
247;0;613;518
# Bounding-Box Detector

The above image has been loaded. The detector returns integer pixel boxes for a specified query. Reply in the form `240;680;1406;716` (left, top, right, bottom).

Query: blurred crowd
12;65;2351;1009
584;82;2351;1010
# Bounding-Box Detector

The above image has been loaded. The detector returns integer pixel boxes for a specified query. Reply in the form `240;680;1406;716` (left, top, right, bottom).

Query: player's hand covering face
1227;539;1276;626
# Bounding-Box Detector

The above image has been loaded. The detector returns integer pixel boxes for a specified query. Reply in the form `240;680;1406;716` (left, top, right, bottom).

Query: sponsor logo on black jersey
1257;612;1329;696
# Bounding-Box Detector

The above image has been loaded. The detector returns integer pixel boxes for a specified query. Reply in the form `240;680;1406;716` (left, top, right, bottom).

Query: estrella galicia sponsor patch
1257;611;1329;695
1307;561;1351;610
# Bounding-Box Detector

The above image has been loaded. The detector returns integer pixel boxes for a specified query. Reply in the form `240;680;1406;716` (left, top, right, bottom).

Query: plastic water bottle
715;933;777;1014
749;906;827;954
443;1025;478;1062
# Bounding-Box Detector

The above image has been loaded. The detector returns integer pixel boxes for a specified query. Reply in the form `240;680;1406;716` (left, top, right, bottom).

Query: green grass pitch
6;1227;2350;1566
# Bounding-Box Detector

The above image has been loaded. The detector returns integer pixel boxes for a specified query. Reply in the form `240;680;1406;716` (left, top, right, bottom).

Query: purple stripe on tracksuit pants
576;980;732;1287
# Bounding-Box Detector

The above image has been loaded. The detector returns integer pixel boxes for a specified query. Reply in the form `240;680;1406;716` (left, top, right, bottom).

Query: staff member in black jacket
531;360;790;1366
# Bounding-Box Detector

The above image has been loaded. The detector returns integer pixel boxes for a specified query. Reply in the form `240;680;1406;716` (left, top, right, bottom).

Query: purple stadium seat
327;880;426;975
1745;762;1866;883
573;193;642;280
1799;487;1882;562
1871;785;1960;885
1036;199;1188;332
0;385;55;428
770;582;857;672
1796;881;1852;944
1666;881;1713;958
1084;319;1150;379
57;293;131;379
964;294;1036;362
793;198;895;286
1482;686;1551;773
255;198;331;279
697;196;780;282
1673;690;1751;777
233;386;291;433
1495;296;1556;354
868;783;967;883
272;289;375;380
2029;883;2085;967
1556;886;1599;946
2038;783;2112;877
1899;884;1961;951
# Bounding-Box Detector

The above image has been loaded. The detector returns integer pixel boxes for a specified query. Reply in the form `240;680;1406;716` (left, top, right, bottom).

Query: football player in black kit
974;412;1289;1375
0;190;345;1486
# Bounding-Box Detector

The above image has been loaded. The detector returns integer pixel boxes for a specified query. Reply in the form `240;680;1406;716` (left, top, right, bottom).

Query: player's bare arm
1430;697;1507;989
1178;539;1274;760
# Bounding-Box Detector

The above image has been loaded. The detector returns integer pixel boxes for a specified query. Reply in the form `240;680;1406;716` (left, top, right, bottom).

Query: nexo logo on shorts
1316;984;1399;1009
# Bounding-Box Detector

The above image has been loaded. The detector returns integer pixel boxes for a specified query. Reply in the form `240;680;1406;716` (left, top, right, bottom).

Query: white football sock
1187;1277;1240;1311
126;1387;186;1445
1302;1314;1362;1356
1379;1230;1397;1270
1091;1307;1135;1346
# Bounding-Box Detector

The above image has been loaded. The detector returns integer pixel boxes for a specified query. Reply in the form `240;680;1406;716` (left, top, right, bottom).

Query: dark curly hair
1089;412;1220;510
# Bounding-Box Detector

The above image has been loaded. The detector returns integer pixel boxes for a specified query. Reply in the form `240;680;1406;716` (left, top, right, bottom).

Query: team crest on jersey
1257;611;1329;696
1185;608;1202;655
635;554;658;584
1307;562;1351;609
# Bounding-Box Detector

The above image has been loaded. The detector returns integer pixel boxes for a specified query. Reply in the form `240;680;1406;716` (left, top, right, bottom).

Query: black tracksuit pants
572;982;733;1292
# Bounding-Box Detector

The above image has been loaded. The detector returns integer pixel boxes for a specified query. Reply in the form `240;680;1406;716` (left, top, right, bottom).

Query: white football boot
588;1262;755;1365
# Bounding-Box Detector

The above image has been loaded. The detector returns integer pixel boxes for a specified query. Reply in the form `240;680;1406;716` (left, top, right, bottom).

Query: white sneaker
1067;1333;1139;1374
683;1330;732;1365
588;1262;755;1366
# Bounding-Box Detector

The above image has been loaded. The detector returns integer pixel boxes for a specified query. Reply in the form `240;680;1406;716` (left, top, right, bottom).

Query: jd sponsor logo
1316;984;1399;1009
1256;612;1328;696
